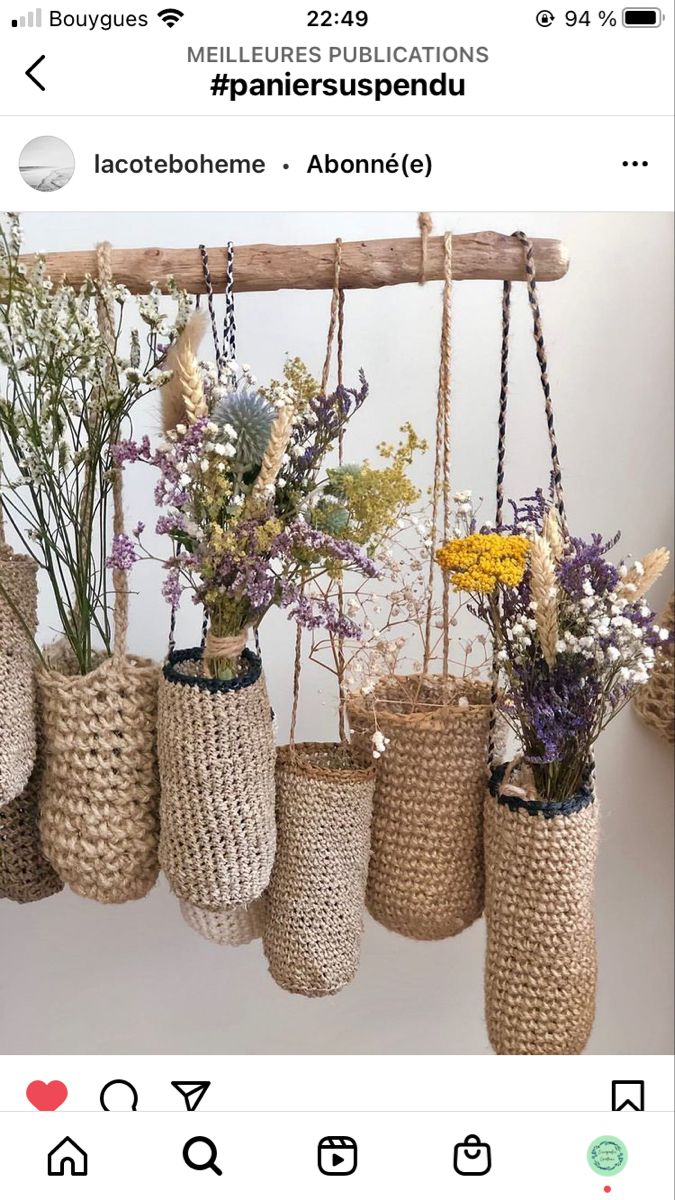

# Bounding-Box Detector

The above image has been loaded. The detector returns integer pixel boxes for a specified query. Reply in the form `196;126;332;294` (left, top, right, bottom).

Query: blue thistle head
212;385;275;468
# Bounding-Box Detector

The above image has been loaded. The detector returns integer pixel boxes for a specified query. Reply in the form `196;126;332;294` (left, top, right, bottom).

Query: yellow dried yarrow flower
436;532;529;592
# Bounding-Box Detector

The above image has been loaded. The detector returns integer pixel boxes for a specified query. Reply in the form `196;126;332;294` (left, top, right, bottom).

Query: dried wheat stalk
530;533;559;669
542;506;565;562
620;547;670;602
161;310;208;432
245;404;295;514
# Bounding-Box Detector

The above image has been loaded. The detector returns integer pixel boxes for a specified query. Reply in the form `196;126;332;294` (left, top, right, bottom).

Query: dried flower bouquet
437;489;671;801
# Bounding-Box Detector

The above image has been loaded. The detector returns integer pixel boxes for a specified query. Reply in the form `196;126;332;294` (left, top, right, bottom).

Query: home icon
47;1136;88;1176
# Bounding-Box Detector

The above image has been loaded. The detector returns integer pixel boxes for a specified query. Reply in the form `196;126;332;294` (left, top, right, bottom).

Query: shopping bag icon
453;1133;492;1175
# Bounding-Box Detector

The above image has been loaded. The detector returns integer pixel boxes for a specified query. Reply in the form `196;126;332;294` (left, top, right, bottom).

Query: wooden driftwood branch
20;232;570;294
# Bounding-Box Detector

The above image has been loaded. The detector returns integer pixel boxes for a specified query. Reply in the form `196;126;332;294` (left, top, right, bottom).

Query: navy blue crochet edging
489;762;595;819
163;646;262;694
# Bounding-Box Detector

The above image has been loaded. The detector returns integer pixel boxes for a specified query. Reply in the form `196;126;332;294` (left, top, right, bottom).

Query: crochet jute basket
158;647;276;911
38;647;160;903
484;762;598;1056
348;675;492;940
0;731;63;904
0;545;38;807
180;896;266;947
263;743;375;997
634;591;674;744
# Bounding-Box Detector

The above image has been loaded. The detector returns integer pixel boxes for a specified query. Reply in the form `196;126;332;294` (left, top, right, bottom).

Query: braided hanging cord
198;244;222;372
290;239;348;747
95;242;129;662
422;230;454;677
488;231;570;769
168;249;237;659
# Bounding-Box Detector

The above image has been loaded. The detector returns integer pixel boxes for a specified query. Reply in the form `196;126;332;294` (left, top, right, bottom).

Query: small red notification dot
604;1189;611;1194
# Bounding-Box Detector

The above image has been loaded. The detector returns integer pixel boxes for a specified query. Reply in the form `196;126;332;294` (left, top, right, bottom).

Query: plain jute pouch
158;647;276;911
0;545;38;807
263;743;375;997
484;762;598;1055
348;675;491;940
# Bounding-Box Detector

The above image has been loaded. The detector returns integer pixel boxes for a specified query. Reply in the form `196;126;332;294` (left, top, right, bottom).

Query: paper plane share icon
171;1081;211;1112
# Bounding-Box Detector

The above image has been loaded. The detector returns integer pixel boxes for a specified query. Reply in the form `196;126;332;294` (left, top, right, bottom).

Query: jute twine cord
263;742;375;996
484;762;598;1054
203;629;248;662
634;591;675;743
418;211;432;284
158;647;277;909
348;674;491;940
180;895;266;947
0;543;38;806
0;698;63;903
422;229;453;677
488;232;569;770
37;243;161;903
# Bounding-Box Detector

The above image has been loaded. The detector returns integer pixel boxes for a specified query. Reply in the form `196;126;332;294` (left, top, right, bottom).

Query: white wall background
1;211;673;1055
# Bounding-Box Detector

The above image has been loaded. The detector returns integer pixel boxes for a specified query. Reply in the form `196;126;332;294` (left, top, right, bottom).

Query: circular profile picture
19;135;75;192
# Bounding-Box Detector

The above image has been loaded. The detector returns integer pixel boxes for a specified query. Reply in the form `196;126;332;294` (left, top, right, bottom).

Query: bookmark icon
171;1081;211;1112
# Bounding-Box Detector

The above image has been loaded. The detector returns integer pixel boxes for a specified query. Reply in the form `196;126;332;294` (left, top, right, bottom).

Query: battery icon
622;7;662;24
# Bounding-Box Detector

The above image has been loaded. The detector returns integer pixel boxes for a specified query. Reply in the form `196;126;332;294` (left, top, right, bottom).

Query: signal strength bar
12;8;42;26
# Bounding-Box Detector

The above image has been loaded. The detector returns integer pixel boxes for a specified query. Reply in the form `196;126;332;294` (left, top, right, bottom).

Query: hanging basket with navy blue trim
157;646;276;911
484;760;598;1055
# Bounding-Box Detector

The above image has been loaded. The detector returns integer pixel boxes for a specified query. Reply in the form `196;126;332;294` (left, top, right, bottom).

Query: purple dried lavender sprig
272;519;379;578
106;533;138;572
558;533;622;600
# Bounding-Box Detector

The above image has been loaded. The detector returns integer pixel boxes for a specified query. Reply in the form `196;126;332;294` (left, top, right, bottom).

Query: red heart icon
26;1080;68;1111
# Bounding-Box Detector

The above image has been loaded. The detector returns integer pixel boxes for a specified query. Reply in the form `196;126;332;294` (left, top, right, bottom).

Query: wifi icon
158;7;184;26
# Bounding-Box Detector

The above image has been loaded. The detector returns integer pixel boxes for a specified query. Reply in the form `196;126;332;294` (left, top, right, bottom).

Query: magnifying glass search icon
183;1136;223;1176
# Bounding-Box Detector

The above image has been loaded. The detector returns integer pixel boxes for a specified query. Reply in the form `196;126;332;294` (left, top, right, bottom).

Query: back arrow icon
26;55;46;91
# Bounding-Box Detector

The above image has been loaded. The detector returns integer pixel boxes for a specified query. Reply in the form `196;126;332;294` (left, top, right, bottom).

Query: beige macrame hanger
422;226;454;679
95;241;128;663
289;240;347;749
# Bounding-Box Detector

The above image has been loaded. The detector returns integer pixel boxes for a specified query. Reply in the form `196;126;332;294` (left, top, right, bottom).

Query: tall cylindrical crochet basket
348;676;492;940
180;897;266;947
263;743;375;997
158;647;276;911
0;545;38;806
38;651;160;903
484;763;598;1055
634;591;674;744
